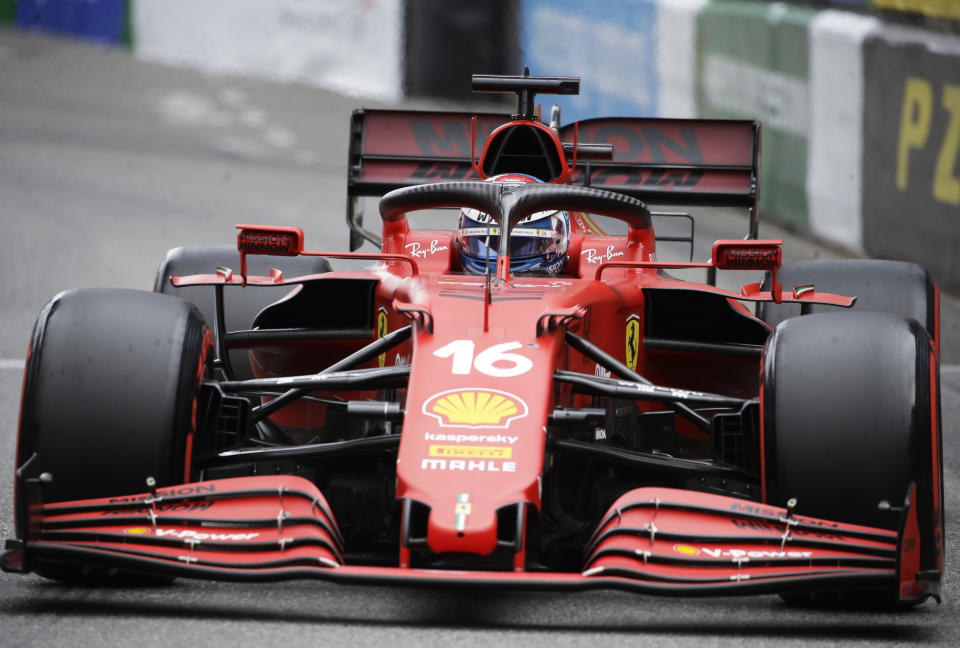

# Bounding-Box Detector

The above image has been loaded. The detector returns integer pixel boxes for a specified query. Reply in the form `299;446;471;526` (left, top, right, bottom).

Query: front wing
1;475;929;603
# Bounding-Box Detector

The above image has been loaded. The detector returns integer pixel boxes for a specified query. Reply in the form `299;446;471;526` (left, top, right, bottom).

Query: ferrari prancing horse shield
625;313;640;371
377;307;388;367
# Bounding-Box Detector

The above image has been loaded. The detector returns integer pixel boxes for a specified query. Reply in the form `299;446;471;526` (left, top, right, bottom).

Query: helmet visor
457;209;567;260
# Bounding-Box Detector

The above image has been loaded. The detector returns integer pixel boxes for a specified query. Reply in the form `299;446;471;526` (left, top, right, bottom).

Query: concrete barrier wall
520;0;959;289
861;23;960;287
691;1;958;289
521;0;815;230
656;0;709;119
807;10;879;252
133;0;403;101
696;1;817;230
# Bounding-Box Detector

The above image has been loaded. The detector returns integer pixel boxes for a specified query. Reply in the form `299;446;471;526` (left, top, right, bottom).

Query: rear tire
762;311;942;601
758;259;938;345
154;246;331;379
16;289;212;583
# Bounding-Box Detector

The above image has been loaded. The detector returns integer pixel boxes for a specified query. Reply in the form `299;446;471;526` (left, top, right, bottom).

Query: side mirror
712;239;784;302
235;224;304;283
712;240;782;271
236;224;304;256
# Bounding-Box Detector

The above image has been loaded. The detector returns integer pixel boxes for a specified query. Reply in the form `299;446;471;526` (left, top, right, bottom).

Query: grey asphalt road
1;28;958;647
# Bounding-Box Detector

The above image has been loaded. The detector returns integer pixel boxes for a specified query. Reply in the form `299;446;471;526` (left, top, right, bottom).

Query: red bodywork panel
395;276;587;558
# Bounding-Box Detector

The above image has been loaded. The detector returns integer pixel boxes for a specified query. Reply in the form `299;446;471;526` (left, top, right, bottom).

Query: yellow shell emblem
423;388;529;429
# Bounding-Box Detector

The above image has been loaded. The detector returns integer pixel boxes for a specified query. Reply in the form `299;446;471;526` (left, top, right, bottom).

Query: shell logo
673;543;700;556
124;527;152;535
422;388;529;429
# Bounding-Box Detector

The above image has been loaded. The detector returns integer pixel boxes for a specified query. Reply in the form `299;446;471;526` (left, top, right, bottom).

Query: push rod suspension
249;325;412;422
564;330;711;432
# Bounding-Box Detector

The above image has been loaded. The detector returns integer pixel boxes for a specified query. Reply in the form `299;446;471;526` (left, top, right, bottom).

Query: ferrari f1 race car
3;73;944;606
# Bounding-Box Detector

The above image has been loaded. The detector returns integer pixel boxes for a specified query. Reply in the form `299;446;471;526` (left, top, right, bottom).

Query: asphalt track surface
1;28;959;647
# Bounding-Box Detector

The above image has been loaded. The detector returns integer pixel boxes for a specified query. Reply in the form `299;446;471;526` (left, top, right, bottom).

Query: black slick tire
762;311;943;602
16;288;212;582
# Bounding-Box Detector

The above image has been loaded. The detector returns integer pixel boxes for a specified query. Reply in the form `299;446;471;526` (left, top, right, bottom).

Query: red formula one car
3;74;944;606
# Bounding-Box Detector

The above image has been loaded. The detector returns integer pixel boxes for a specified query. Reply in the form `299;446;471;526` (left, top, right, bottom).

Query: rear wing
346;109;508;250
346;109;760;250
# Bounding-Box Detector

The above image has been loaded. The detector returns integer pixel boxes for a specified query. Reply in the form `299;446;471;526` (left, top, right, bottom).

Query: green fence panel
0;0;17;25
696;0;818;229
123;0;132;47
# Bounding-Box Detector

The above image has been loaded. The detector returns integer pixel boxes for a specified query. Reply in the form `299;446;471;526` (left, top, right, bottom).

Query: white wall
807;10;879;252
656;0;709;118
133;0;403;101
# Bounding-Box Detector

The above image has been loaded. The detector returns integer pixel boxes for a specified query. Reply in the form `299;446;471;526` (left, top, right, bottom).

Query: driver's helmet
455;173;570;275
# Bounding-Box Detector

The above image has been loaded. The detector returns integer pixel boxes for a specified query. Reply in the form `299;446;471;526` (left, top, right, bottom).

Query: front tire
17;288;210;502
18;288;211;503
762;311;942;601
16;289;212;581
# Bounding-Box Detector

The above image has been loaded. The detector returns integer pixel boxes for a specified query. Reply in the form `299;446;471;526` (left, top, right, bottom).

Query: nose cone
426;492;498;555
395;279;578;562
